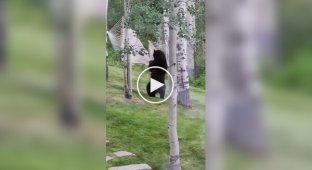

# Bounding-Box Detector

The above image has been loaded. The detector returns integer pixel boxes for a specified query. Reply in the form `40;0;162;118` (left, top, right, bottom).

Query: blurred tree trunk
105;0;109;81
168;0;181;169
123;0;132;99
55;0;80;127
224;0;266;154
176;0;191;108
256;0;278;65
0;0;7;71
186;0;195;78
204;0;226;169
204;0;266;168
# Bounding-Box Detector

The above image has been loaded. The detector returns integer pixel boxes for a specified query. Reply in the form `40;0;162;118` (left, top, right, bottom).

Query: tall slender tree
168;0;181;169
162;6;170;63
204;0;227;169
186;0;196;78
176;0;192;108
105;0;109;81
204;0;266;169
224;0;266;154
55;0;80;127
0;0;7;71
123;0;132;99
104;0;108;168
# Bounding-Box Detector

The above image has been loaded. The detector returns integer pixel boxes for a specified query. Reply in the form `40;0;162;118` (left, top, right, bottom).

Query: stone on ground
106;156;113;162
108;164;152;170
113;151;136;157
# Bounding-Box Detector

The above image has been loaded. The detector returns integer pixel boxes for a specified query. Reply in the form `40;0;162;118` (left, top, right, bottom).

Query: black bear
146;50;168;99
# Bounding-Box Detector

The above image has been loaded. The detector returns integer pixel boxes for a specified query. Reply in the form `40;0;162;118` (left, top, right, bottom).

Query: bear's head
153;50;165;60
152;50;168;69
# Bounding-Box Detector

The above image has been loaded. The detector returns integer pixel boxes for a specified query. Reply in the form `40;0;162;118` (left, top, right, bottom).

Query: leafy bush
107;48;123;67
270;49;312;94
190;74;205;89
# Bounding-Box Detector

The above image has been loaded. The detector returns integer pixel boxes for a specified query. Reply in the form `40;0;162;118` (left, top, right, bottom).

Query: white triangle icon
150;78;164;93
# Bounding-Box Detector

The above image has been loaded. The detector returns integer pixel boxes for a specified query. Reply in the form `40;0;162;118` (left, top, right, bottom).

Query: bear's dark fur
146;50;168;99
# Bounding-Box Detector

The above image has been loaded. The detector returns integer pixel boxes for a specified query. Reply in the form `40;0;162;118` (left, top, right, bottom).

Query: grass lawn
0;8;106;169
106;65;312;170
106;66;205;169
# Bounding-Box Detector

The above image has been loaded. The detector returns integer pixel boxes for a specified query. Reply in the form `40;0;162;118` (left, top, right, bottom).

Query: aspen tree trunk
162;0;170;64
106;50;109;81
105;0;108;81
0;0;6;71
55;0;80;127
104;2;108;169
186;0;195;78
224;0;266;154
176;0;191;108
204;0;227;169
256;0;278;61
123;0;132;99
204;0;266;168
168;0;181;169
162;14;169;63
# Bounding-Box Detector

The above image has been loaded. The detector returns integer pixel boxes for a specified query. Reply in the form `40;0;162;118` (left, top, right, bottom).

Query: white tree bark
224;0;266;153
105;0;109;81
204;0;266;168
176;0;191;108
123;0;132;99
0;0;6;71
168;0;181;169
255;0;278;61
186;0;196;78
204;0;227;169
162;12;170;64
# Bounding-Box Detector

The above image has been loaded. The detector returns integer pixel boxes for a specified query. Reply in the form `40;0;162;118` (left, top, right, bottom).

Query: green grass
106;66;205;169
106;62;312;170
0;5;106;169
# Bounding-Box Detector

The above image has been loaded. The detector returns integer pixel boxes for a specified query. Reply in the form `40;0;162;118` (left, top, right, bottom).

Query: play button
136;66;174;104
150;78;164;93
